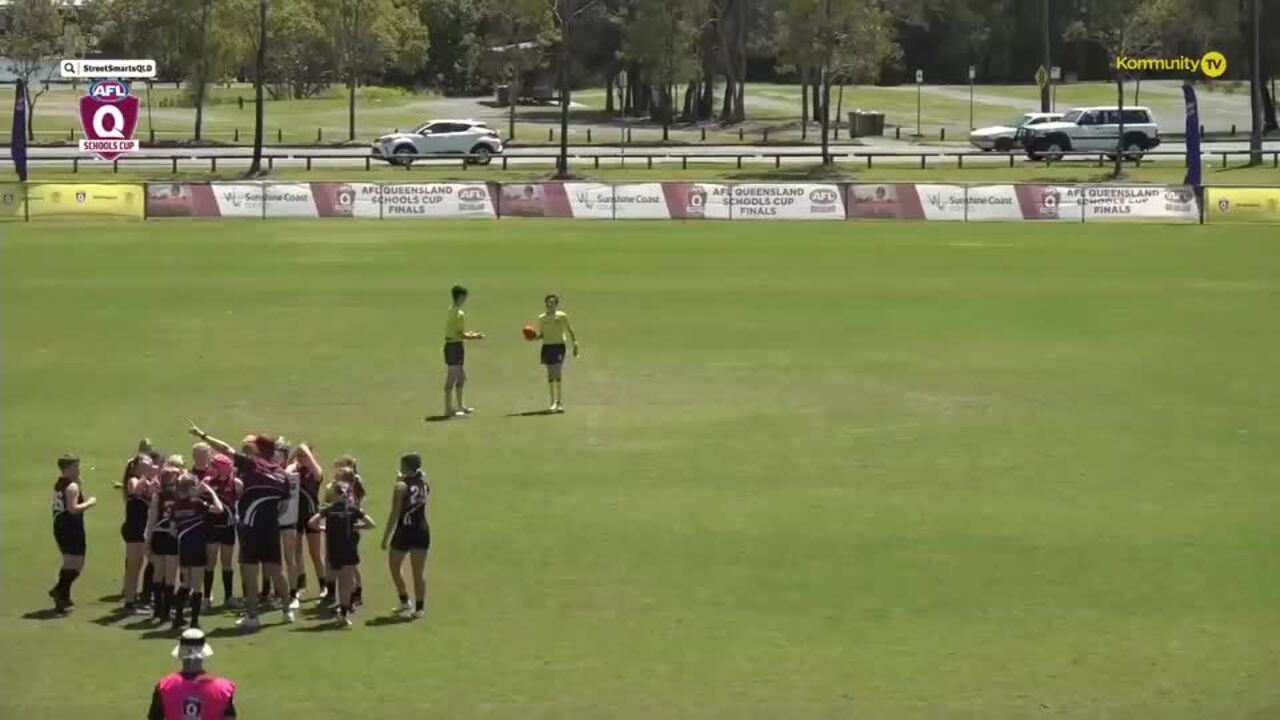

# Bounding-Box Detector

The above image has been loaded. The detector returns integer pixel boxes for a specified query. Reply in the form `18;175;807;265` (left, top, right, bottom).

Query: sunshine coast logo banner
1115;51;1227;78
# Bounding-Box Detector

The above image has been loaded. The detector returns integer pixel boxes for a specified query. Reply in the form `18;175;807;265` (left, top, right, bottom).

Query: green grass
3;221;1280;719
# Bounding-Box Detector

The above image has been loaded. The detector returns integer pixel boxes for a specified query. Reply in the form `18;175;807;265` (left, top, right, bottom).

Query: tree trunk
604;74;615;115
682;82;695;121
720;77;734;120
1248;0;1263;164
1133;76;1141;105
1113;75;1124;178
734;6;746;123
193;0;213;141
509;73;519;140
24;83;35;141
556;11;570;178
1263;80;1278;131
834;82;845;138
1040;0;1051;112
820;71;831;165
811;82;822;125
248;0;267;177
799;65;809;140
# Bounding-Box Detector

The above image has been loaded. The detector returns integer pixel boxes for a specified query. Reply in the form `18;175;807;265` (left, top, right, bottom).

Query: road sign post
915;69;923;136
1050;66;1061;111
968;65;976;130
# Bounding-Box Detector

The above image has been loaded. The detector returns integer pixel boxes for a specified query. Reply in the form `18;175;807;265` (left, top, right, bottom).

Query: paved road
14;140;1278;170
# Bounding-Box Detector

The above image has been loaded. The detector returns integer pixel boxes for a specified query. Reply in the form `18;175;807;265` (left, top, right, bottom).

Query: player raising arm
442;284;484;419
530;294;579;413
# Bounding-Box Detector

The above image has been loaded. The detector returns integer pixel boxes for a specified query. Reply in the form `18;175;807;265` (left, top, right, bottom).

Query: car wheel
994;138;1013;152
1043;141;1065;162
468;145;493;166
392;145;416;167
1122;138;1146;161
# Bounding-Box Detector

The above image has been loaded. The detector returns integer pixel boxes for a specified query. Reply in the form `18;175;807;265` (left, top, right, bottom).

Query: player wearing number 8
50;454;97;613
530;294;579;413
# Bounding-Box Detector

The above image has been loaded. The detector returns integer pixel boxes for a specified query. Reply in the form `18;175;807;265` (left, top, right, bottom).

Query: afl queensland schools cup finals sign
78;79;140;161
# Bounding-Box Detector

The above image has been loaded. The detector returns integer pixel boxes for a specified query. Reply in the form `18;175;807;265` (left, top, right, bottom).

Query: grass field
3;220;1280;719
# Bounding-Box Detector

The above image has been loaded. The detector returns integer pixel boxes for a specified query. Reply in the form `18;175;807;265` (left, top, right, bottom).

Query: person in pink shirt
148;629;237;719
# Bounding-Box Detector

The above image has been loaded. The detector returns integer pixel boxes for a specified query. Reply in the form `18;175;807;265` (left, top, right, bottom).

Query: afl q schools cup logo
78;80;141;161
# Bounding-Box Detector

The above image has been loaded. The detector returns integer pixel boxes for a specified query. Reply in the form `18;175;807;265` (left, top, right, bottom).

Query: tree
0;0;64;142
267;0;336;100
332;0;428;142
483;0;554;140
1066;0;1161;178
775;0;822;138
547;0;599;178
248;0;269;176
625;0;705;140
810;0;896;163
422;0;487;94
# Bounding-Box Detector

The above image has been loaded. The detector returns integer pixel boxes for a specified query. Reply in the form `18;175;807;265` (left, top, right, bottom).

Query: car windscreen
1061;110;1083;123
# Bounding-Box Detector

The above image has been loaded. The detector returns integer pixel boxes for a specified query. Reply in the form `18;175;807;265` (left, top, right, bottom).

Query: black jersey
399;471;429;530
321;492;367;553
153;488;177;536
173;498;213;545
125;488;150;529
52;477;84;528
233;452;287;529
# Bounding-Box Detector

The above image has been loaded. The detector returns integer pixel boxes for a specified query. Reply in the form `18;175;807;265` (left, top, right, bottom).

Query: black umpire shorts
443;341;465;367
326;543;360;569
540;343;567;366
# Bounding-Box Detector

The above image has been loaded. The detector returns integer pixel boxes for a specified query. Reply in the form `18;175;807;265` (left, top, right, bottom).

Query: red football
522;325;537;341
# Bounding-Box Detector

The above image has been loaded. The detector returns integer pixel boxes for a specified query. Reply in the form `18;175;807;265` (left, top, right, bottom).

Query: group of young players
49;427;433;631
46;287;579;633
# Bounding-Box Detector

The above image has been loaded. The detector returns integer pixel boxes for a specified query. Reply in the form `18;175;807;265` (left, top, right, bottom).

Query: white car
1022;106;1161;161
970;112;1063;151
372;119;504;166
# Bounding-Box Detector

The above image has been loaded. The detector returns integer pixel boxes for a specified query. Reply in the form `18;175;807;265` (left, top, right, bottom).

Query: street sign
1035;65;1049;88
1050;66;1062;81
968;65;976;81
915;69;923;84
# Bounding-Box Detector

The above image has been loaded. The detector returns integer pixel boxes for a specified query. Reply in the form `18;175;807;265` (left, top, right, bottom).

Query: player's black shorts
540;343;567;365
54;521;87;556
390;525;431;553
178;535;209;568
120;518;146;544
298;492;319;534
326;542;360;569
150;531;177;557
238;523;282;565
443;341;465;367
208;520;236;546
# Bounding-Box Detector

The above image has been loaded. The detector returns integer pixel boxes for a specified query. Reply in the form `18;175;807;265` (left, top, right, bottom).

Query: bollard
763;129;768;142
73;158;79;173
940;128;946;141
234;128;239;142
172;157;178;173
502;156;508;169
587;128;592;143
701;127;706;141
211;157;217;172
866;156;872;169
317;128;322;143
775;155;781;169
238;96;244;110
738;128;744;141
958;154;964;169
306;157;312;171
1199;124;1205;136
149;129;155;144
365;157;371;171
647;157;653;169
548;128;554;142
1008;154;1014;168
277;128;283;143
682;157;687;170
736;156;742;169
68;129;74;141
268;157;274;170
920;155;926;169
594;157;600;169
113;159;119;173
1231;124;1236;135
1221;152;1227;167
627;128;633;143
895;127;901;140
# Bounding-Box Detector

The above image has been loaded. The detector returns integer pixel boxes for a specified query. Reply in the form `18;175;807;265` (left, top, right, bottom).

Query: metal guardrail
5;148;1279;174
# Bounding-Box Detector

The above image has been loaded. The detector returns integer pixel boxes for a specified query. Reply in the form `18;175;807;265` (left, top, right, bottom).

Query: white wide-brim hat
172;628;214;660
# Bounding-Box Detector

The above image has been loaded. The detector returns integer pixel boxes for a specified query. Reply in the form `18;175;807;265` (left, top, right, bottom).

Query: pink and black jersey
149;672;236;720
52;477;84;529
173;498;213;545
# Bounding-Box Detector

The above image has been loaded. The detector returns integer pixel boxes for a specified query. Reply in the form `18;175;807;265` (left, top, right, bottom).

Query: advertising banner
575;183;669;219
497;183;573;218
731;184;844;220
0;183;26;220
310;183;496;218
912;184;1022;221
1082;185;1199;222
661;183;732;219
846;184;925;219
146;183;220;217
1013;185;1087;221
1206;187;1280;223
26;183;144;218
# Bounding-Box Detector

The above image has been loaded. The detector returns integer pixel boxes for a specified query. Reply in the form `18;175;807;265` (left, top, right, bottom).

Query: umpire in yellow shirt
443;285;484;418
533;294;579;413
